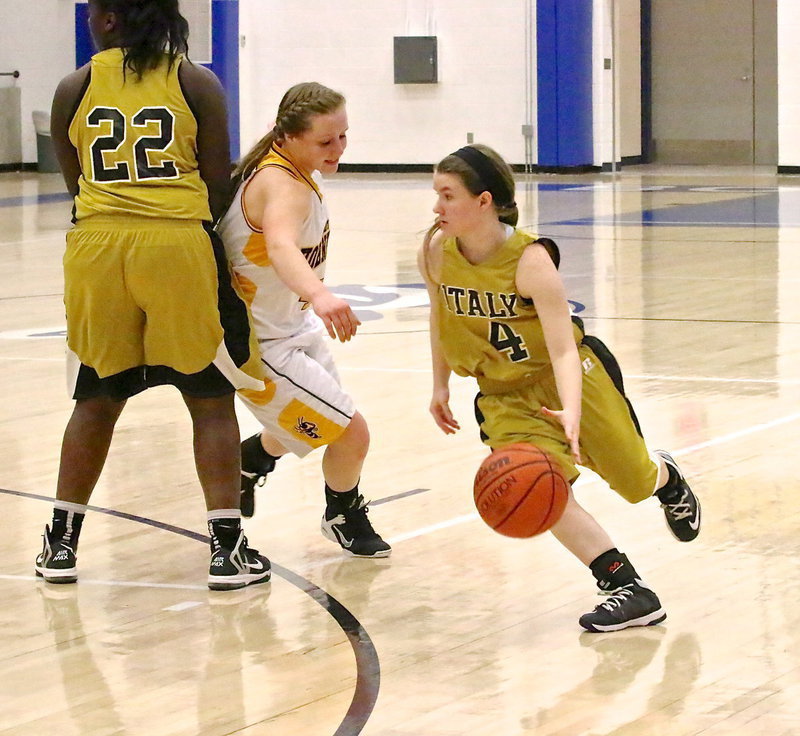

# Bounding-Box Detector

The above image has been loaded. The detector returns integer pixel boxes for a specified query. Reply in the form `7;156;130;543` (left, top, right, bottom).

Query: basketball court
1;164;799;734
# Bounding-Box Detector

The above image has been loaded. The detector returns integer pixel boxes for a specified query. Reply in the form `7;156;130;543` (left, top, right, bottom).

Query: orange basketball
473;443;569;538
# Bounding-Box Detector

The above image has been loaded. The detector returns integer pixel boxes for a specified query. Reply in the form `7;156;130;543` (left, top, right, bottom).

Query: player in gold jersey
35;0;270;591
418;144;701;632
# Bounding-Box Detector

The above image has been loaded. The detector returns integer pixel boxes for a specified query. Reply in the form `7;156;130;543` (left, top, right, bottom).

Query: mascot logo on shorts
295;417;321;440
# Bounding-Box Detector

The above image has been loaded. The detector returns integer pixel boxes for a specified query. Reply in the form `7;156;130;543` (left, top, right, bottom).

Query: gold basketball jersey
437;228;583;394
69;48;211;221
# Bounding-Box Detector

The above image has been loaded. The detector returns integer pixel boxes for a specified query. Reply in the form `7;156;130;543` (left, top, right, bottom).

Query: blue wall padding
537;0;593;167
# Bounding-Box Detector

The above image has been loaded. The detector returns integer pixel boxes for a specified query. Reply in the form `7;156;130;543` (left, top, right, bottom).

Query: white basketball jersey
218;146;329;339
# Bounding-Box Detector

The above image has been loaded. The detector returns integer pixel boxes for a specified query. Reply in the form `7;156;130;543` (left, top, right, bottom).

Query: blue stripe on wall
537;0;593;167
75;4;93;67
536;0;559;166
212;0;239;160
74;1;240;160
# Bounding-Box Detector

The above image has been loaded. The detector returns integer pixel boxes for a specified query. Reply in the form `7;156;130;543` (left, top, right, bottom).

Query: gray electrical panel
394;37;438;84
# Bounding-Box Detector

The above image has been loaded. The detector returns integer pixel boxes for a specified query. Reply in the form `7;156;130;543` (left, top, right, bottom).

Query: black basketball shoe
321;494;392;558
35;525;78;584
240;434;278;518
579;579;666;633
655;450;701;542
208;530;272;591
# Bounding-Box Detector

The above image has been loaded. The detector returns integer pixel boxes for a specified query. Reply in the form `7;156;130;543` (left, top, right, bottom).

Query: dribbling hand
541;406;582;463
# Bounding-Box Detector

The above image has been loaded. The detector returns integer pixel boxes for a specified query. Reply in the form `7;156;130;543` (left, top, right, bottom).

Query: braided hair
232;82;346;184
92;0;189;78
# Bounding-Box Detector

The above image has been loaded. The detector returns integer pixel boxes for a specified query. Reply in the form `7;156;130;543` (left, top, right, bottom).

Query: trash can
32;110;59;173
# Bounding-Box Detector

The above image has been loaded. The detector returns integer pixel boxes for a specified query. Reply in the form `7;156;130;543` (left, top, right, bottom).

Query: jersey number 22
87;106;178;183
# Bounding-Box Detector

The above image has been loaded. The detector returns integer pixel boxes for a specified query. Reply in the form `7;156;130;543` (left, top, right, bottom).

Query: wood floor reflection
1;164;799;735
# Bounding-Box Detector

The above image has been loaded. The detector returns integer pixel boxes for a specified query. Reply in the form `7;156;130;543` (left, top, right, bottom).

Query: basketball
473;443;569;538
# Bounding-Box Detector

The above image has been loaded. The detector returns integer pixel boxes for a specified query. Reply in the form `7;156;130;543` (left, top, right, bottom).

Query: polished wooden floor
1;164;799;735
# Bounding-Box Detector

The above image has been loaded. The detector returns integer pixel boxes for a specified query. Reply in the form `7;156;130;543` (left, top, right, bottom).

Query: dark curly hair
91;0;190;78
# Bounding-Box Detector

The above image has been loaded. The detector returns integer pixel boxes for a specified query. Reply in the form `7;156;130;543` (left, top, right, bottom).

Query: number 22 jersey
68;47;211;222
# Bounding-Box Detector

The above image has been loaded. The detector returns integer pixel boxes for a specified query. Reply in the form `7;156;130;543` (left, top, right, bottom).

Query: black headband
450;146;515;209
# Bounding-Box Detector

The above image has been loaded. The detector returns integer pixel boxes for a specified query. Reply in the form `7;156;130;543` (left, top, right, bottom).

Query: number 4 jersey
437;227;584;396
69;48;211;222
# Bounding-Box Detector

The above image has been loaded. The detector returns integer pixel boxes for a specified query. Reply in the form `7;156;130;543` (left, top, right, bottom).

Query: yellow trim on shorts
277;399;348;450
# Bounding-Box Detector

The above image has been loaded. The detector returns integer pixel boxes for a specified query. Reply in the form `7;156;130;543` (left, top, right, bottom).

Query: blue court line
545;192;785;228
0;192;72;208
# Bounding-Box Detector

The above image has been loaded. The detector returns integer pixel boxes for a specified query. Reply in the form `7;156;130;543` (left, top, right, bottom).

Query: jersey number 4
87;106;178;183
489;321;529;362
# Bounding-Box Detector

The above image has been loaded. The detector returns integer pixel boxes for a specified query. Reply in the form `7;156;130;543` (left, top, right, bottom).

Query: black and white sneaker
35;525;77;584
208;530;272;591
579;579;667;633
321;494;392;558
655;450;701;542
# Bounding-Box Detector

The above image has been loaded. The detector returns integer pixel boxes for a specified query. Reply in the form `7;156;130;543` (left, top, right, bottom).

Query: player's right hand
311;291;361;342
430;388;460;434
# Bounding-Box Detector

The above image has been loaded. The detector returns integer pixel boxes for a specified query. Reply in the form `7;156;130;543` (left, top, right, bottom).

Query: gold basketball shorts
64;216;264;399
474;341;659;503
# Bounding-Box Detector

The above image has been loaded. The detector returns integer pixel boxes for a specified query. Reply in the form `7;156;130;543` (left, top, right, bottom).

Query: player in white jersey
216;82;390;557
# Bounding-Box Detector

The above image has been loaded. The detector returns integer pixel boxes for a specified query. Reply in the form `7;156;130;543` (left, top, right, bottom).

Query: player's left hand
541;406;581;463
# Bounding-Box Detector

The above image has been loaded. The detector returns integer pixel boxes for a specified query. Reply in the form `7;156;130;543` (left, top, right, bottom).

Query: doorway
645;0;777;165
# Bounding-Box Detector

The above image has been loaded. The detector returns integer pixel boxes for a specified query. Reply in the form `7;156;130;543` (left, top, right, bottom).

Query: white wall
2;0;797;168
592;0;642;167
593;0;614;167
239;0;534;166
777;0;800;166
0;0;76;164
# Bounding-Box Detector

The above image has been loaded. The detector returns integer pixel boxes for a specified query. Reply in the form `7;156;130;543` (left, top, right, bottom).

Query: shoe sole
208;570;271;591
340;547;392;559
580;608;667;633
35;568;77;584
320;526;392;558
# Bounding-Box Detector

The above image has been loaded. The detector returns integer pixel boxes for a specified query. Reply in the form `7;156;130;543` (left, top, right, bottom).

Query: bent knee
335;412;370;453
